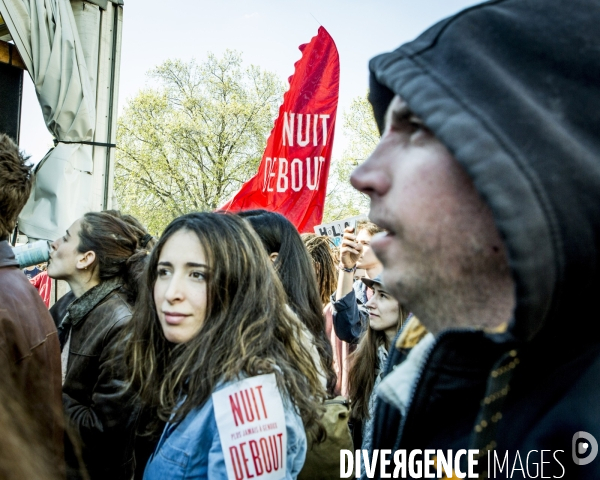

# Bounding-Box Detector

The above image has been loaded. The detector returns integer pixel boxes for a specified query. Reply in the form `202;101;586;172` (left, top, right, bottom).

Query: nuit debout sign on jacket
213;374;288;480
221;27;340;233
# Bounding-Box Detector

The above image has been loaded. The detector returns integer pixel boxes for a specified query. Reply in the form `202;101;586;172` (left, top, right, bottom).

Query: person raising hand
331;221;383;344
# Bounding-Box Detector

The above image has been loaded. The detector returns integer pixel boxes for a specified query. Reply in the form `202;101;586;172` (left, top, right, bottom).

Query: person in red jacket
30;263;52;307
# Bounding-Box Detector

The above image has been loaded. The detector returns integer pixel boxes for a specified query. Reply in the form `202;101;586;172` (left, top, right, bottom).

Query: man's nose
50;239;58;251
350;146;391;198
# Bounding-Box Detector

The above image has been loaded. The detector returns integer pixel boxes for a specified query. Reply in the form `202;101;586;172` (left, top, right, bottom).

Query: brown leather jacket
51;280;140;480
0;240;63;472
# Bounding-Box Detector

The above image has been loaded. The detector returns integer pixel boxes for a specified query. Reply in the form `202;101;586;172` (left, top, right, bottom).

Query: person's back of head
238;209;336;394
104;210;156;297
237;209;325;318
301;233;337;306
0;134;32;241
237;209;293;259
105;210;157;249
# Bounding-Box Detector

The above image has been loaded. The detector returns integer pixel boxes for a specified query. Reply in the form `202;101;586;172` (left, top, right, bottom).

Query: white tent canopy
0;0;123;241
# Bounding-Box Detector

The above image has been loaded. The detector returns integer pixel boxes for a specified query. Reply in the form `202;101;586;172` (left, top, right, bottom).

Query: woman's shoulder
147;375;306;480
91;289;133;324
72;289;133;346
144;400;219;480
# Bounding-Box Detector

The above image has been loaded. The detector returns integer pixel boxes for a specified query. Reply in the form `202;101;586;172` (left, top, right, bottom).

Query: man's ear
76;251;96;271
269;252;279;263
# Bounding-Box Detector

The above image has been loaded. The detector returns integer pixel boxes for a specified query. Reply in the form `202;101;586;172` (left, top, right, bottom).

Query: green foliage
323;92;379;222
115;51;284;234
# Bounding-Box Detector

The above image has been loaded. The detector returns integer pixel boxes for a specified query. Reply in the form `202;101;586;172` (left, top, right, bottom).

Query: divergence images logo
572;431;598;466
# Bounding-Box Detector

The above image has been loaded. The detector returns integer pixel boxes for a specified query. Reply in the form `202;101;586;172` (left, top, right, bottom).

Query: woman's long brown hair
122;212;326;437
347;302;408;421
237;210;337;395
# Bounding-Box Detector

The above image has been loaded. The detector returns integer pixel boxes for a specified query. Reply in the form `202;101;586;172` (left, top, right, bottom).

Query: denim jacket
143;379;307;480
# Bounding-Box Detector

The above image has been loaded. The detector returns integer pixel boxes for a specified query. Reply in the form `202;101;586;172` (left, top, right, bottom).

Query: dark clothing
51;280;139;480
0;241;63;471
331;279;368;343
23;265;42;279
51;289;75;343
367;0;600;478
133;408;165;480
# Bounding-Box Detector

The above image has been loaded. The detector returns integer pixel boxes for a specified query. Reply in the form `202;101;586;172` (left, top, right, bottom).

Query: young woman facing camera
123;212;326;479
347;275;409;451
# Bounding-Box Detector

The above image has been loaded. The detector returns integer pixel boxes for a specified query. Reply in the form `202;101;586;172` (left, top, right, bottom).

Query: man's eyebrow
384;96;424;130
385;97;411;126
65;230;70;237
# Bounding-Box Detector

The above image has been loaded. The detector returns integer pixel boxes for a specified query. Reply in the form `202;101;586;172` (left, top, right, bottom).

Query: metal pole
102;3;119;209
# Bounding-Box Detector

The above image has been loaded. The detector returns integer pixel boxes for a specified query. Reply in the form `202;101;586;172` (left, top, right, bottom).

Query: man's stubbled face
351;96;515;333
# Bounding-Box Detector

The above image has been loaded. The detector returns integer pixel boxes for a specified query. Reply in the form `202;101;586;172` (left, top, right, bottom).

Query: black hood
368;0;600;343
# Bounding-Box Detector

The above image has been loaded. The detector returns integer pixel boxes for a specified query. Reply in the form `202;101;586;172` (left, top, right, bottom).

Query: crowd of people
2;0;600;478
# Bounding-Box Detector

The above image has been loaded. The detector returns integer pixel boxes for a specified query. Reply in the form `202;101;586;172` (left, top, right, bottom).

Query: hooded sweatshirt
366;0;600;478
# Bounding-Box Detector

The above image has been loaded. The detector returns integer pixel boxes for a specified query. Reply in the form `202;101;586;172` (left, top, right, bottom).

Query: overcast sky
18;0;481;162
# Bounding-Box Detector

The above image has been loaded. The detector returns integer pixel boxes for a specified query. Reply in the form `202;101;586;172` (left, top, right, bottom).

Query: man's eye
409;116;424;129
391;113;425;136
63;236;68;242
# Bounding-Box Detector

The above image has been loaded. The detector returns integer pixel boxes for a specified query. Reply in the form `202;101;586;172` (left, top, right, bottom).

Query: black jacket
367;0;600;478
51;281;139;480
331;279;369;343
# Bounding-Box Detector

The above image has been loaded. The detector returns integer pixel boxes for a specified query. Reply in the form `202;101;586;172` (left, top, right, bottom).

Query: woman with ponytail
48;211;154;480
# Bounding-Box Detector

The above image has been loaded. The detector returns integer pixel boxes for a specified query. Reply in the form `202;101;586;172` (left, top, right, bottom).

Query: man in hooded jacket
350;0;600;478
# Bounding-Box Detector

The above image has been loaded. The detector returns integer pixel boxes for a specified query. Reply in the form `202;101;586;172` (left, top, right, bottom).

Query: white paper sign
313;214;367;247
213;374;287;480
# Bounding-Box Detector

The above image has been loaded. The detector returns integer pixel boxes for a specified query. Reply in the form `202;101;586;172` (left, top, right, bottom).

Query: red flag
221;27;340;232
